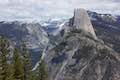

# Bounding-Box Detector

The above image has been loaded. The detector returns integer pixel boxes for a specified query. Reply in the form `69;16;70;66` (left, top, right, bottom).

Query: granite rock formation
45;29;120;80
69;8;97;39
44;9;120;80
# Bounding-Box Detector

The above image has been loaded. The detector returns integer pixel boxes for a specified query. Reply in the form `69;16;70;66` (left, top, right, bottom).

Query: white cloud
0;0;120;21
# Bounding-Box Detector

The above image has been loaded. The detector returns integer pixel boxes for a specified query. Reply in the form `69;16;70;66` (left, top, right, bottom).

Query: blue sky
0;0;120;21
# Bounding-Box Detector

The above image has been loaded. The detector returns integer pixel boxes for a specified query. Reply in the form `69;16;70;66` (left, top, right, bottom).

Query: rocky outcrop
32;9;120;75
69;8;97;39
45;29;120;80
45;9;120;80
43;10;120;80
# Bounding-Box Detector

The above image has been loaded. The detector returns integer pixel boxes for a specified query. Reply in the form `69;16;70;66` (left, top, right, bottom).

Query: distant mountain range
88;11;120;53
0;8;120;80
0;21;49;65
0;9;120;67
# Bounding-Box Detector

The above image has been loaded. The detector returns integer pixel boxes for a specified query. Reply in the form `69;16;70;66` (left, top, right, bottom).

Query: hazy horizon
0;0;120;21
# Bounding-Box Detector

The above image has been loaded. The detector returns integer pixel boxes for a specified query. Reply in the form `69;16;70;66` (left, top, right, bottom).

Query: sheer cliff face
69;9;97;39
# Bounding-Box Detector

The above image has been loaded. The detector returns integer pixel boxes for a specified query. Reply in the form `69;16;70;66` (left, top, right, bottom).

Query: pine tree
0;38;14;80
38;60;48;80
21;43;35;80
0;51;2;80
0;38;8;80
13;48;24;80
5;64;15;80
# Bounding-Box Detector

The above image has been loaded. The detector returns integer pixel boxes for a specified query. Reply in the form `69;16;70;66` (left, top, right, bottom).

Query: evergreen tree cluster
0;37;48;80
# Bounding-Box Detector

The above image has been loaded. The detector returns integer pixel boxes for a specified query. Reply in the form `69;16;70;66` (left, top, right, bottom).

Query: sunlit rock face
69;8;97;39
